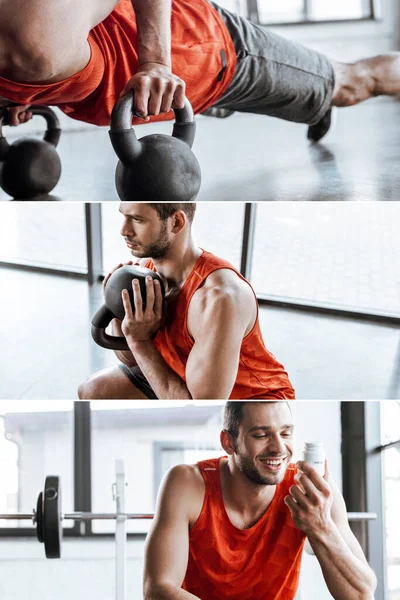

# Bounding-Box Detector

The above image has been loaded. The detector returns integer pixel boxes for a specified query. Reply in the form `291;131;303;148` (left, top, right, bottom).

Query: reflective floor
1;267;399;399
1;97;400;202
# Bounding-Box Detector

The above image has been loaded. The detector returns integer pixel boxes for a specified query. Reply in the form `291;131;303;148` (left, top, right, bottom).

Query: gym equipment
201;107;235;119
0;460;378;600
109;94;201;202
91;265;165;351
0;106;62;199
0;461;152;600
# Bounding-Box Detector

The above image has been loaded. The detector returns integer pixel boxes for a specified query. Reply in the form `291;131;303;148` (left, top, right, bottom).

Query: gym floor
1;267;399;400
0;97;400;202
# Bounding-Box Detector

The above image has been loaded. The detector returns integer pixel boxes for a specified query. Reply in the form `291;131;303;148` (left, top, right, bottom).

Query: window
250;203;400;316
90;401;224;534
381;402;400;600
0;401;75;531
0;204;86;272
215;0;373;23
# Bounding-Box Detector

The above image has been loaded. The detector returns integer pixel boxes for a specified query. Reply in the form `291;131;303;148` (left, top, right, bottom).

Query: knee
77;377;100;400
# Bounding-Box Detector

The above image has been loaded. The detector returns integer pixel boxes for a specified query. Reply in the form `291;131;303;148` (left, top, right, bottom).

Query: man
143;401;377;600
1;0;400;142
78;203;294;399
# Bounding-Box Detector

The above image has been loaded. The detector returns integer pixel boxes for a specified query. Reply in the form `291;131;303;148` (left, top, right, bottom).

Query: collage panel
0;201;399;400
0;400;399;599
1;0;400;599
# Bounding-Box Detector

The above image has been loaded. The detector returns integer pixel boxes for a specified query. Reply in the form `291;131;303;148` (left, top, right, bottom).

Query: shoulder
159;464;205;524
194;268;255;312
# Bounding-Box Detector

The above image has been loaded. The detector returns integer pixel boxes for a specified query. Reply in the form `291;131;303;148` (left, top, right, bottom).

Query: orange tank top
183;457;306;600
146;250;295;399
0;0;236;126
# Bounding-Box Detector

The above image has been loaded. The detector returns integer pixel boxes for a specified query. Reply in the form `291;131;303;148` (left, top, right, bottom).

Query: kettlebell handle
0;105;61;147
109;93;196;164
91;304;130;351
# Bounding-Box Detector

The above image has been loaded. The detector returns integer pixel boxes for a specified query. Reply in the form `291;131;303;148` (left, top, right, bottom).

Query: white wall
0;401;342;600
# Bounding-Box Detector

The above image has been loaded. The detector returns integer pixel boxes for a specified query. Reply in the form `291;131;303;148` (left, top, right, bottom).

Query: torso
187;458;275;531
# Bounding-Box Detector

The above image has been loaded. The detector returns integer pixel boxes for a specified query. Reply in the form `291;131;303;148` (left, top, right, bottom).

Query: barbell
0;475;154;559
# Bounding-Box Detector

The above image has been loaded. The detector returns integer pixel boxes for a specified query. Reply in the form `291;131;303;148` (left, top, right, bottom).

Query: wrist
137;59;171;69
126;336;153;351
307;518;339;546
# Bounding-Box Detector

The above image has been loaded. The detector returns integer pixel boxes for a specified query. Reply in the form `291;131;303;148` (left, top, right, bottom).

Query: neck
221;457;276;515
151;237;203;289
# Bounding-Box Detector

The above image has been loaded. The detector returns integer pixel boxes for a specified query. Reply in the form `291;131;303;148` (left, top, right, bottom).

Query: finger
103;263;123;291
147;83;164;116
172;81;186;109
145;277;155;315
295;473;320;501
133;79;151;120
324;459;329;480
284;495;298;514
132;279;143;318
160;82;175;114
296;461;330;494
154;279;163;317
289;485;308;509
121;289;134;320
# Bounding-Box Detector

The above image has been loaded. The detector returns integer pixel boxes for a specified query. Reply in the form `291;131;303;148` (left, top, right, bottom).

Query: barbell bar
0;475;154;559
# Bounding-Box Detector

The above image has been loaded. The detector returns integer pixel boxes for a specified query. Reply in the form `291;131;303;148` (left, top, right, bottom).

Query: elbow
357;572;377;600
143;581;173;600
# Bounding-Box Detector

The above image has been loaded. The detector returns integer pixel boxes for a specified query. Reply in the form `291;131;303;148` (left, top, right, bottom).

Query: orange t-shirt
183;457;306;600
145;250;295;399
0;0;236;126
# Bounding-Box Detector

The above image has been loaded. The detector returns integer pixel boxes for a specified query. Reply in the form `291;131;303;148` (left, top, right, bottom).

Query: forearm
127;337;192;399
145;583;200;600
131;0;171;67
111;319;136;366
309;522;376;600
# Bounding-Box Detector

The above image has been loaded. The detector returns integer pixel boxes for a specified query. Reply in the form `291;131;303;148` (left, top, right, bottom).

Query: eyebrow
118;210;144;219
247;425;294;433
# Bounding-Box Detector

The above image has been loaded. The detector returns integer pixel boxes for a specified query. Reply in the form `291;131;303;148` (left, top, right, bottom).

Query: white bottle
302;442;325;476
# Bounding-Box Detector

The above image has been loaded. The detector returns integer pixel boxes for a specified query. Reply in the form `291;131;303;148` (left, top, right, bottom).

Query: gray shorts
118;364;158;399
211;3;335;125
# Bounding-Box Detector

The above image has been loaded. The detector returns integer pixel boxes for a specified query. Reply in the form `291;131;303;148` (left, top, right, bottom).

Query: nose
267;433;286;456
120;217;134;238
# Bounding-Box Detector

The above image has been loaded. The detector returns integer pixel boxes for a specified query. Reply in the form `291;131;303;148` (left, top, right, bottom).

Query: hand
121;276;163;342
284;461;334;540
102;261;134;294
120;63;185;121
4;105;33;126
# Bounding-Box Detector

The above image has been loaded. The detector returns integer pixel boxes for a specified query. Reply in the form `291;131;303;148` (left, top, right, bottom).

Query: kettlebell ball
91;265;165;351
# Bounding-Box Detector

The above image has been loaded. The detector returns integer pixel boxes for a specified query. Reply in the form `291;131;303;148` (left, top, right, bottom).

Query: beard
236;451;290;486
128;221;171;259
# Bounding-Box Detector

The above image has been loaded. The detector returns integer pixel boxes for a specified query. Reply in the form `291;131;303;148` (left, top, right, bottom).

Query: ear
220;430;236;456
170;210;187;235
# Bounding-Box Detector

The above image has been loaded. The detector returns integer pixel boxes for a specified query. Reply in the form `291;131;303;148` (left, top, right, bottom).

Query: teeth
261;459;284;465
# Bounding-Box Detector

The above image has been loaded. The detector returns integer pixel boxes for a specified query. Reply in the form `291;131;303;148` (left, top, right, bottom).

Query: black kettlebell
91;265;166;350
109;94;201;202
0;105;62;199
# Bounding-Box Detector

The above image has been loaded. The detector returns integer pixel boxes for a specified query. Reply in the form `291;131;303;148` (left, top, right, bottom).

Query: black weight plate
36;491;44;544
43;475;62;559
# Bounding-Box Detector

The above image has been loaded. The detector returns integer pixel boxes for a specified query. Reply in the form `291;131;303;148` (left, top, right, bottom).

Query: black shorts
118;364;158;399
211;2;335;125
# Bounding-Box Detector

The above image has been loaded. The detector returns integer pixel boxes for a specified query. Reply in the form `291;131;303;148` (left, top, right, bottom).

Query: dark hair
149;203;196;224
223;401;292;440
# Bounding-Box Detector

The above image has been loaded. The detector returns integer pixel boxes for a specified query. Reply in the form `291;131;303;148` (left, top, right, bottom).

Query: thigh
82;366;151;399
211;2;335;125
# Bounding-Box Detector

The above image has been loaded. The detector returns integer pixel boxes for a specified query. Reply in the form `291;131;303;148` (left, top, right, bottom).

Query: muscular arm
309;480;377;600
125;271;255;399
143;465;201;600
131;0;171;69
185;280;254;399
